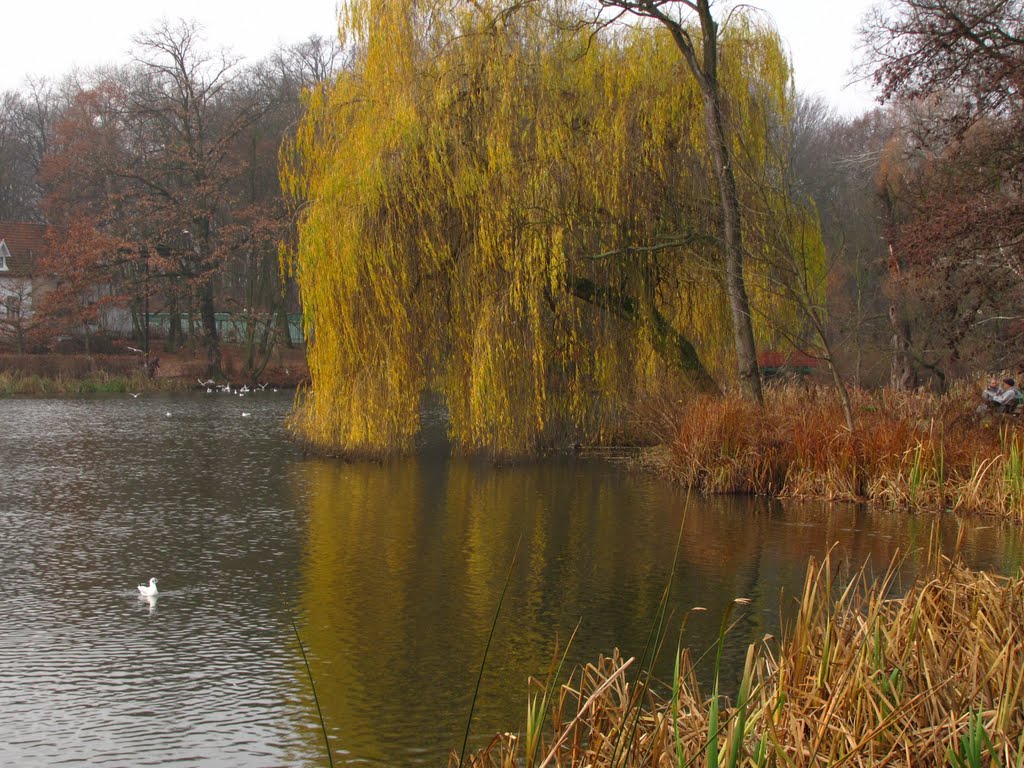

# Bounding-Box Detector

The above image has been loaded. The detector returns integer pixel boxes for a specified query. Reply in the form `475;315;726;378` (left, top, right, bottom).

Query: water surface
1;393;1021;766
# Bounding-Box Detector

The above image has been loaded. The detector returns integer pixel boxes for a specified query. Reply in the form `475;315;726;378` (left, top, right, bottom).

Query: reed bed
651;383;1024;522
458;554;1024;767
0;369;173;395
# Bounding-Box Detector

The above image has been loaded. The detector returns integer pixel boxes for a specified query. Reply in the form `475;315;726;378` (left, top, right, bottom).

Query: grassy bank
648;383;1024;522
0;369;179;396
0;347;308;395
460;553;1024;767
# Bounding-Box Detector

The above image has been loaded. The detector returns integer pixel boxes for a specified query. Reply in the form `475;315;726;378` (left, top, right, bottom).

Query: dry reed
0;369;166;395
652;383;1024;522
458;553;1024;767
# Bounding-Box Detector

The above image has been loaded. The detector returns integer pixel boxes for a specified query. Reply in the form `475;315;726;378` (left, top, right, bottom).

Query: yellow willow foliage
281;0;824;456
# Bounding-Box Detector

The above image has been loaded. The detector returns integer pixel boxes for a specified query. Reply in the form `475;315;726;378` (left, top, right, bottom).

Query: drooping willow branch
569;275;721;395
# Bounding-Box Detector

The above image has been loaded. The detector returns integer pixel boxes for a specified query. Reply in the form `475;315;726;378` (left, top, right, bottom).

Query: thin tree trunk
878;181;917;391
200;280;222;379
704;94;763;403
277;303;294;349
166;296;181;353
889;304;914;390
824;349;855;433
655;0;763;404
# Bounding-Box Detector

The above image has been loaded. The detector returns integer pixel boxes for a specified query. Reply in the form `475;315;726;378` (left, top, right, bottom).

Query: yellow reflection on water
289;454;1024;765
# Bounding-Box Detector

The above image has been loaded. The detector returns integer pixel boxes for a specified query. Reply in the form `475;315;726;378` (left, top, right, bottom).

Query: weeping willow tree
280;0;824;456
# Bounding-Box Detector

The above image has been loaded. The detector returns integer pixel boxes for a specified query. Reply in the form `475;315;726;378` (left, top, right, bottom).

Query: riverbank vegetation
648;383;1024;522
0;353;157;395
0;370;168;396
459;552;1024;767
0;346;308;395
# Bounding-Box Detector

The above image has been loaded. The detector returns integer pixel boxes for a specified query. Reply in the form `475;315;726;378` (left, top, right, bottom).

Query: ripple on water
0;394;320;767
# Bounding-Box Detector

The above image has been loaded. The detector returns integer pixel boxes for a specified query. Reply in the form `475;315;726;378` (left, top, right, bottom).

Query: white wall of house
99;305;133;335
0;277;35;318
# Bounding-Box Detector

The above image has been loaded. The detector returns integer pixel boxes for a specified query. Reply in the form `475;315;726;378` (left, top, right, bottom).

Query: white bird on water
138;577;159;597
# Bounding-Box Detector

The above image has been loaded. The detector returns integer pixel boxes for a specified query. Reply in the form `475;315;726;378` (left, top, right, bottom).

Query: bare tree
860;0;1024;378
0;80;66;221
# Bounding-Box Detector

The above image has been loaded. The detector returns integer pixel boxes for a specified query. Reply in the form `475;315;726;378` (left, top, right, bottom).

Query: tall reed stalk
290;614;334;768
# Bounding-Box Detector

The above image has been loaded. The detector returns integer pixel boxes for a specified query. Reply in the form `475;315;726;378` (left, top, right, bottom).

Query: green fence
146;312;304;345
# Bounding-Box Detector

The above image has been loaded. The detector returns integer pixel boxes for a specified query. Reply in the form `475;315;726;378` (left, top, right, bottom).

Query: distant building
0;222;55;349
0;221;133;349
758;349;822;380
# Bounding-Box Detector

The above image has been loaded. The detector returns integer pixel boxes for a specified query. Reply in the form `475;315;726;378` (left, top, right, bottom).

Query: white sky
2;0;879;115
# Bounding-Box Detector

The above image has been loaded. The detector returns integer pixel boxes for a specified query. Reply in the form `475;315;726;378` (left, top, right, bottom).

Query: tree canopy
861;0;1024;374
282;0;824;456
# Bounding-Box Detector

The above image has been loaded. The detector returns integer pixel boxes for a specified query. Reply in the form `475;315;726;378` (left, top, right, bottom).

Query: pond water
1;393;1022;766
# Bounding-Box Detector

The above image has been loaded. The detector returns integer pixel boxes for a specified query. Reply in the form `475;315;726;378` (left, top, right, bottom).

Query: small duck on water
138;577;159;597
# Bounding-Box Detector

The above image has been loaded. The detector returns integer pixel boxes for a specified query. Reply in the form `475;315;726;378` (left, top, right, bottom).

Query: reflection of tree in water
289;456;1021;765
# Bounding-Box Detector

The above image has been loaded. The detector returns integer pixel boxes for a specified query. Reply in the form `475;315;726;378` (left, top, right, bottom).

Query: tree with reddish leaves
35;219;127;354
42;81;153;353
861;0;1024;375
862;0;1023;130
41;23;337;378
43;20;271;378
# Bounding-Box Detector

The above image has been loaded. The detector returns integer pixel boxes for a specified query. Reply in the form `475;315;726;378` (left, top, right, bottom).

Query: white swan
138;577;159;597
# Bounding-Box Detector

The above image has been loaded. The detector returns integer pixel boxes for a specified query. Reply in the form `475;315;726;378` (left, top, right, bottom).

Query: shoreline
8;366;1022;525
0;348;309;396
650;383;1024;524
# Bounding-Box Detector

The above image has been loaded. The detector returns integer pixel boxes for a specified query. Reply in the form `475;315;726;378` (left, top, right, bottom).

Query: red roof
0;221;50;278
758;349;821;368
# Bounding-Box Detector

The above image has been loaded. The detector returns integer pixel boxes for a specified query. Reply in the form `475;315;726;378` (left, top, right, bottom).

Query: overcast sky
2;0;880;115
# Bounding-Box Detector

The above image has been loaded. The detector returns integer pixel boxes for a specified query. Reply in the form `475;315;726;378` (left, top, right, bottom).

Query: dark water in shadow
1;393;1022;766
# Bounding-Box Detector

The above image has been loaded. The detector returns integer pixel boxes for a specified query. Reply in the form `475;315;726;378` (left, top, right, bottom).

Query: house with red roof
1;221;137;350
0;221;55;349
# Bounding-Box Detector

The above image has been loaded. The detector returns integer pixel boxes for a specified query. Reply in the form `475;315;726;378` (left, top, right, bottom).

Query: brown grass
0;353;142;379
0;345;309;394
649;383;1024;522
458;553;1024;767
